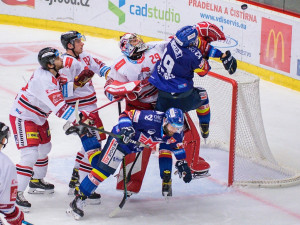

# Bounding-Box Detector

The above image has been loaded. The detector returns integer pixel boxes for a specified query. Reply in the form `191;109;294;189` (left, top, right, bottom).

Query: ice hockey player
66;108;192;220
149;22;237;175
0;122;25;225
150;22;237;133
104;33;169;195
59;30;110;203
9;47;95;212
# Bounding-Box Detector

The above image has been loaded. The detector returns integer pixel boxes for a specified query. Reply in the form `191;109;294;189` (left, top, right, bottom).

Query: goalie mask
174;25;199;47
38;47;60;70
0;122;10;149
163;108;184;136
119;33;148;59
61;31;86;50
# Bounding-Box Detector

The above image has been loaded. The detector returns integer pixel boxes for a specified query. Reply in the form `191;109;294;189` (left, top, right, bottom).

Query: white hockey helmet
119;33;148;58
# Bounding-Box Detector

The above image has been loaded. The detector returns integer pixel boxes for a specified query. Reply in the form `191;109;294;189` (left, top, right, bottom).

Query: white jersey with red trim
10;68;76;126
107;41;168;104
59;51;107;111
0;152;18;215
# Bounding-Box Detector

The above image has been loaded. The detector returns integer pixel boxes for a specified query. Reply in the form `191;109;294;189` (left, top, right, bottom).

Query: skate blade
66;207;82;220
192;171;211;179
28;188;54;194
68;188;75;196
18;205;31;213
86;198;101;205
162;192;172;201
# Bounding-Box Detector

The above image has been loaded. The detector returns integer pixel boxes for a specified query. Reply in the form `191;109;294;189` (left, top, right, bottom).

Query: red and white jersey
107;41;168;104
10;68;76;125
59;51;106;111
0;152;18;215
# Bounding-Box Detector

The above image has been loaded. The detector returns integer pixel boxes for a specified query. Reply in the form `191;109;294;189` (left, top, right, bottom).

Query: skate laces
17;192;28;202
76;196;86;209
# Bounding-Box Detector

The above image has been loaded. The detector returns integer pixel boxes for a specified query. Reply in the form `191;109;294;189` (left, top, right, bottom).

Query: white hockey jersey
0;152;18;215
10;68;76;126
107;41;168;104
59;52;109;111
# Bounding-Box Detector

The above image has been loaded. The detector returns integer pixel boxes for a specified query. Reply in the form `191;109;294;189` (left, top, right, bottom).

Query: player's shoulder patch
114;59;126;71
64;56;74;68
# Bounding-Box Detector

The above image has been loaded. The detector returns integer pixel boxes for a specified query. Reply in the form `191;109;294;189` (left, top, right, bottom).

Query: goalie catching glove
220;50;237;75
175;160;192;183
120;126;135;144
74;67;94;87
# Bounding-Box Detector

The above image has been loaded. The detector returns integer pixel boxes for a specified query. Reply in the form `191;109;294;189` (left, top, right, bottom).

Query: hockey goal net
190;62;300;187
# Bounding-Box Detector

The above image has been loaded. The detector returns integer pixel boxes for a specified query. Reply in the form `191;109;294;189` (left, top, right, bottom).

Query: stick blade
109;206;121;218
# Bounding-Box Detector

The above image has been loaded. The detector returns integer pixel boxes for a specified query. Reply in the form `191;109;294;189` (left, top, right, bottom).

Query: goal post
191;65;300;187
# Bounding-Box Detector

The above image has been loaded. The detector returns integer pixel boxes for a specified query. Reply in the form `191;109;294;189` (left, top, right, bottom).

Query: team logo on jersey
144;114;153;121
147;129;156;135
141;67;150;72
133;110;140;122
139;133;160;149
166;137;176;144
48;92;64;106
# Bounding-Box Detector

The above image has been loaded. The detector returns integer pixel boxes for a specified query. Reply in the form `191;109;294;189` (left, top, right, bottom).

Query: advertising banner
0;0;300;80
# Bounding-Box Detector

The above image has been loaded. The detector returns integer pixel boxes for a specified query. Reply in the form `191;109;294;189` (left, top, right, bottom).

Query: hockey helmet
119;33;148;58
61;31;86;49
174;25;199;47
38;47;60;70
0;122;10;148
164;108;184;132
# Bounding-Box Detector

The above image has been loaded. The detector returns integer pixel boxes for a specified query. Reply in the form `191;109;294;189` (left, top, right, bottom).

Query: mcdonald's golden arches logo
260;18;292;73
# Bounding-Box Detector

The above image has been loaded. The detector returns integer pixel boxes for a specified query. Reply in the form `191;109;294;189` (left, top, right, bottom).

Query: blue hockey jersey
114;110;184;157
149;39;206;93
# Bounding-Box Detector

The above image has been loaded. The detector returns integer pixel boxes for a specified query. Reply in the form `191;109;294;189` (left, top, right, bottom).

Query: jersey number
150;53;161;64
160;54;175;80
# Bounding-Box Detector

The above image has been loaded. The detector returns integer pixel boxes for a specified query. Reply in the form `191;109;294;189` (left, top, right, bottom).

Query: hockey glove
79;110;98;125
5;206;24;225
175;160;192;183
74;68;94;87
220;50;237;75
120;126;135;144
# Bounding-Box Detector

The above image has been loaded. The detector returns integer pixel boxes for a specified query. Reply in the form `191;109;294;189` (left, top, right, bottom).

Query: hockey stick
90;97;123;113
109;101;129;217
109;157;128;217
74;100;149;148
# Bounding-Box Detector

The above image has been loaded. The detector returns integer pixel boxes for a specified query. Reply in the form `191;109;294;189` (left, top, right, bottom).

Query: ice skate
68;168;80;195
162;170;172;199
16;191;31;213
28;178;54;194
200;123;209;139
74;187;101;205
66;191;87;220
191;157;211;179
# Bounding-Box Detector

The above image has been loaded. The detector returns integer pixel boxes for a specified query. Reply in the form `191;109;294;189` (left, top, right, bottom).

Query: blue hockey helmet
164;108;184;131
174;25;198;47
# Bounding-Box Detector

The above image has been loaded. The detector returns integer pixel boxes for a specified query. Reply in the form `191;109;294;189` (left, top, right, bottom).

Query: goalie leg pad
116;147;152;193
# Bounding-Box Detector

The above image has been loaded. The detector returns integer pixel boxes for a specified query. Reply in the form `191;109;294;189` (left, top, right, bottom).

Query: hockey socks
159;150;173;179
79;168;110;197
